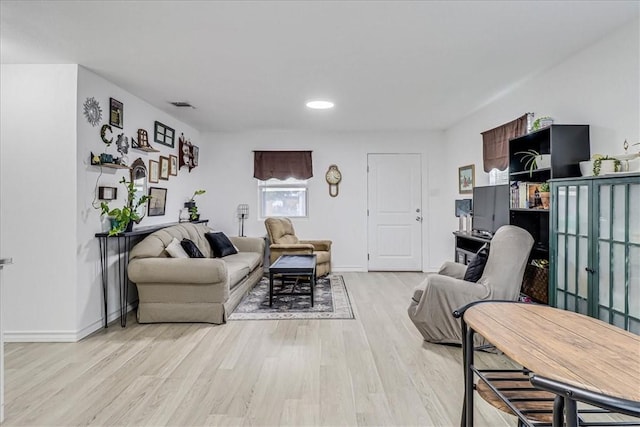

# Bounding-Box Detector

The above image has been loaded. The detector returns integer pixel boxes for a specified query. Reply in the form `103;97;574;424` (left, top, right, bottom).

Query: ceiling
1;1;638;132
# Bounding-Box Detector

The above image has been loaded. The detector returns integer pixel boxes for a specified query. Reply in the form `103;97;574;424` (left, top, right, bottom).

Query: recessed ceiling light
306;100;334;109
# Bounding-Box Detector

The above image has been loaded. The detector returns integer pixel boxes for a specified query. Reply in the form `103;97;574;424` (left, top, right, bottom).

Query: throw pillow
463;244;489;282
181;238;205;258
205;232;238;258
165;237;189;258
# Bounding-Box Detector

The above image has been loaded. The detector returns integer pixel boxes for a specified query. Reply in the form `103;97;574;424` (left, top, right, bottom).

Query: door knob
416;208;421;213
416;216;423;222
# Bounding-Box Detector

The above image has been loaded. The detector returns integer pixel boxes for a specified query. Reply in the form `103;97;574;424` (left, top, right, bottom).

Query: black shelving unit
508;124;590;303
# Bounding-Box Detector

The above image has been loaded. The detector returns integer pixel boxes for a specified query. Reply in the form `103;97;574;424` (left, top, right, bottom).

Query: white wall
75;67;203;338
1;65;79;339
200;130;449;272
441;18;640;253
0;65;204;341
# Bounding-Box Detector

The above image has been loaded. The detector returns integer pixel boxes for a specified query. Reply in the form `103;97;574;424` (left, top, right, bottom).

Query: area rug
228;274;355;320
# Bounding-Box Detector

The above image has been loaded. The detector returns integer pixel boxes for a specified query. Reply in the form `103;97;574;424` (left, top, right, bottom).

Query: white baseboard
4;303;136;343
332;266;367;272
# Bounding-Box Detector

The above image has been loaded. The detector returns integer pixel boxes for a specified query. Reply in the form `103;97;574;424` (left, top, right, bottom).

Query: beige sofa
128;222;264;324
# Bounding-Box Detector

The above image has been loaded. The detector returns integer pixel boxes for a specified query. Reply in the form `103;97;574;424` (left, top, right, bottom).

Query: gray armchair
408;225;534;345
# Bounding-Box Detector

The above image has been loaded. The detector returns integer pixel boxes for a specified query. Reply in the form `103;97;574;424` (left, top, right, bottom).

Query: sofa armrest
438;261;468;280
416;274;489;314
229;236;265;254
299;240;332;251
270;243;315;253
128;258;227;284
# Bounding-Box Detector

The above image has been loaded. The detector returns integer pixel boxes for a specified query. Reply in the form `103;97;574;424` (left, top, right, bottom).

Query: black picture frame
154;121;175;148
109;98;123;129
148;187;167;216
98;186;117;200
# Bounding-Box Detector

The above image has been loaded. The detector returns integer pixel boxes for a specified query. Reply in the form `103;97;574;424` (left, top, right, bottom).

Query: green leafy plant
532;116;553;131
515;149;544;177
99;177;151;236
539;182;550;192
592;155;621;176
187;189;206;220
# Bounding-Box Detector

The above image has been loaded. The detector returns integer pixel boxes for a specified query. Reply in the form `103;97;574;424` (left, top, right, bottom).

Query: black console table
95;219;208;328
453;231;492;265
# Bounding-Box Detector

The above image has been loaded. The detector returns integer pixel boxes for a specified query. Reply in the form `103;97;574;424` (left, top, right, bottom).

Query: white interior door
367;153;422;271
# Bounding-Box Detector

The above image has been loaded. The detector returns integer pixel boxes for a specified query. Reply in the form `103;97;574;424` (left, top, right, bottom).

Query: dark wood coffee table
268;254;317;307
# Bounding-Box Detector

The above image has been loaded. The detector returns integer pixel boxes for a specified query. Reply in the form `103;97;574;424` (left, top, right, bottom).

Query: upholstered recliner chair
264;217;332;277
408;225;534;345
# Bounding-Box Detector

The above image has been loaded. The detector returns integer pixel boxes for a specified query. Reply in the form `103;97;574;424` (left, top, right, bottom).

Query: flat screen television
472;184;509;237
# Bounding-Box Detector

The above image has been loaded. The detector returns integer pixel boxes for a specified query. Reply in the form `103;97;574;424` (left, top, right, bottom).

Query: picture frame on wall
109;98;123;129
154;121;175;148
159;156;170;180
458;164;475;194
169;155;178;176
192;146;199;167
149;159;159;183
148;187;167;216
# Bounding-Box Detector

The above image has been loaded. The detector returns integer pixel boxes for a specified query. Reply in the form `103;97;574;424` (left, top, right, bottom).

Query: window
489;168;509;185
259;178;308;218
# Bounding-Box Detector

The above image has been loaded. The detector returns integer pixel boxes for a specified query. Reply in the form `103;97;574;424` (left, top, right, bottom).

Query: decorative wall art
149;160;159;183
192;146;199;167
83;97;102;126
159;156;170;180
100;124;113;146
169;155;178;176
148;187;167;216
154;121;175;148
178;133;197;172
116;133;129;166
109;98;124;129
98;186;117;200
458;164;475;194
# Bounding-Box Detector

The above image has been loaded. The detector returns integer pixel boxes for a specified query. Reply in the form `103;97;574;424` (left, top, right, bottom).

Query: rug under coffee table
269;254;317;306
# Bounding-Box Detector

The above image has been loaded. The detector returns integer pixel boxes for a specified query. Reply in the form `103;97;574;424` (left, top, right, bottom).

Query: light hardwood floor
4;272;519;426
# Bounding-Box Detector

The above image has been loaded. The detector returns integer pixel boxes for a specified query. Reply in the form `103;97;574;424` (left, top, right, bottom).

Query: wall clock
83;97;102;127
325;164;342;197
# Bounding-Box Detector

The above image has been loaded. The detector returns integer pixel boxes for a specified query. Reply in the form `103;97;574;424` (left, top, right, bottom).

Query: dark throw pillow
180;238;204;258
205;232;238;258
463;244;489;282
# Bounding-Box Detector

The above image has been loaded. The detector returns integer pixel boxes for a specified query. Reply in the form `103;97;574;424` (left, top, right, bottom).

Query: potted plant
539;182;550;209
531;116;553;131
592;154;621;176
99;177;151;236
185;189;206;221
515;149;551;177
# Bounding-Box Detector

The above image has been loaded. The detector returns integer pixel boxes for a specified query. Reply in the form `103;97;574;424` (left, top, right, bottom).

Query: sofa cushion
463;244;489;282
205;232;238;258
165;237;189;258
224;259;251;290
181;238;205;258
224;252;262;272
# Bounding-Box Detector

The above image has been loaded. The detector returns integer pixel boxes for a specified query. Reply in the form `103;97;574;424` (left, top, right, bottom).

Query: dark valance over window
253;151;313;180
481;114;529;172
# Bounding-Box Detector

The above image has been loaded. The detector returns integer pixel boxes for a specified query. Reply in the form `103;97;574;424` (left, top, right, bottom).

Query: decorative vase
539;192;550;209
536;154;551;169
179;208;190;222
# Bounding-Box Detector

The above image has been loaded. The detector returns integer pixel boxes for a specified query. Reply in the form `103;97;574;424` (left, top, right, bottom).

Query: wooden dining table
458;301;640;427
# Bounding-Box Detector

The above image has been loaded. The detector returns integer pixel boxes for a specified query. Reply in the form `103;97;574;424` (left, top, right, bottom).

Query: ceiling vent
169;101;195;108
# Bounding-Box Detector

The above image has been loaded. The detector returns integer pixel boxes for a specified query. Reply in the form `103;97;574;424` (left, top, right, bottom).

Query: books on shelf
510;181;546;209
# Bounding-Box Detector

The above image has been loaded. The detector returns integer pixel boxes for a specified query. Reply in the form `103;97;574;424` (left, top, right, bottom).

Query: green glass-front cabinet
550;173;640;334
